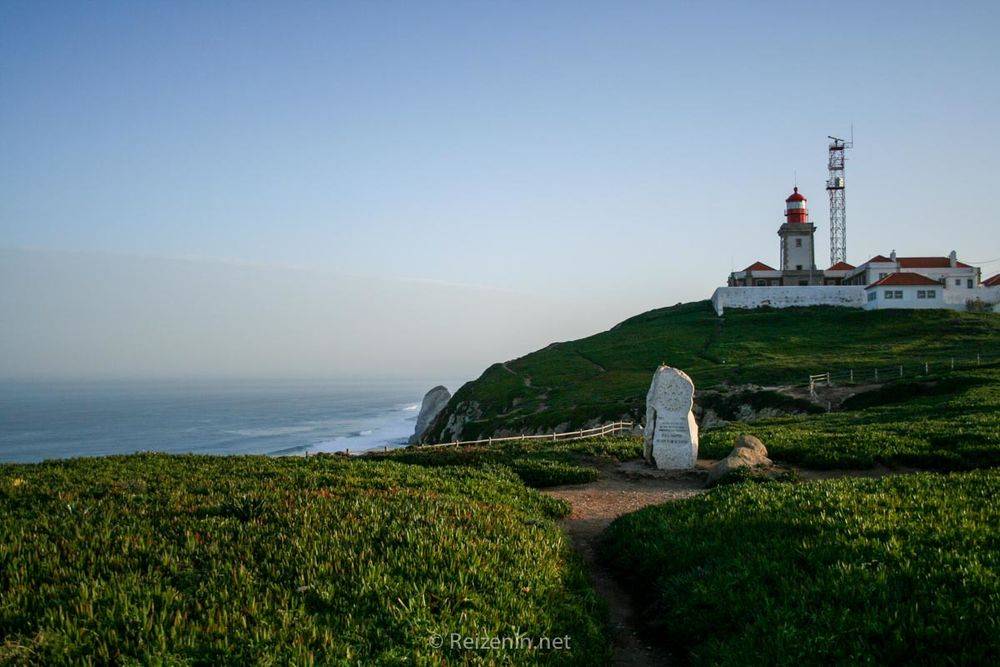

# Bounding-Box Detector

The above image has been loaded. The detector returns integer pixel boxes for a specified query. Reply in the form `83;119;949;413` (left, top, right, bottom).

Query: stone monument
643;366;699;469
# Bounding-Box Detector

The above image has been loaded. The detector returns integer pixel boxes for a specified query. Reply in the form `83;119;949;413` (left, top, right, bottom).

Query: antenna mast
826;131;853;265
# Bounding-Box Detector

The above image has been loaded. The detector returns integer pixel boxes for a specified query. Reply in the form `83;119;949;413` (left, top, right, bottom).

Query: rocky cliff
409;385;452;444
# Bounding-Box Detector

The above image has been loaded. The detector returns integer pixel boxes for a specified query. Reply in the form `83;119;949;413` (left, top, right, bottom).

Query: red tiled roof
984;273;1000;287
744;261;777;272
898;256;972;269
826;261;855;271
866;272;943;288
867;255;892;263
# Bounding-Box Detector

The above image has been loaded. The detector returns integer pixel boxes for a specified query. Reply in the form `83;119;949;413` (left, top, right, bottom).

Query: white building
842;251;980;290
863;273;944;310
716;186;997;314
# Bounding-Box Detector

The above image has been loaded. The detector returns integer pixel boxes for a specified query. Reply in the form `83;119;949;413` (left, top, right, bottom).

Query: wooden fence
416;420;636;450
804;351;997;389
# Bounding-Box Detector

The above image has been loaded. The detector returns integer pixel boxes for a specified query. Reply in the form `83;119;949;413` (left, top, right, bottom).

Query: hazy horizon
2;2;999;380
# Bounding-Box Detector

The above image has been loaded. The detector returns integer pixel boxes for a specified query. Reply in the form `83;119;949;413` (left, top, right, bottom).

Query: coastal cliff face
409;385;452;444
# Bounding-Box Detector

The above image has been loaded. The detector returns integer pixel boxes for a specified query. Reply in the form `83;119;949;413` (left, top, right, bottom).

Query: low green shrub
839;376;986;410
376;435;642;488
701;369;1000;469
0;454;608;665
601;470;1000;665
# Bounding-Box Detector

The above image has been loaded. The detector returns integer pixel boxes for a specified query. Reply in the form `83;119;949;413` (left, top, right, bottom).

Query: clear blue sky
2;1;999;379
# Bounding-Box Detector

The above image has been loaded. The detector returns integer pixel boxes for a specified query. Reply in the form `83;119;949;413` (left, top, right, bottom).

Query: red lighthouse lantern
785;187;809;223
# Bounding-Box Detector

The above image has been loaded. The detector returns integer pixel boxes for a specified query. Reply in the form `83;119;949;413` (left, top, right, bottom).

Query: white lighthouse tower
777;187;820;285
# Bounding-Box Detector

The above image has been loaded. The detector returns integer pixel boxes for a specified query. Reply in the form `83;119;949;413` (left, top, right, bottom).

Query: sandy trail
544;461;708;666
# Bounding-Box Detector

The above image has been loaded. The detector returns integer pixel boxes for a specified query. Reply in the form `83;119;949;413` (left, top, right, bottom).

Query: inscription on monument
643;366;698;469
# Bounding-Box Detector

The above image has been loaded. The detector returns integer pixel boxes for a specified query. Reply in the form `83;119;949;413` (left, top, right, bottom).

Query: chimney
949;250;957;268
890;249;897;263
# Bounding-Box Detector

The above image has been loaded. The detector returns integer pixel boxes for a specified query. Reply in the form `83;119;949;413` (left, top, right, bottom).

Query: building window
798;280;808;286
968;279;974;288
879;272;889;280
796;265;803;270
917;290;926;299
955;279;962;286
867;291;876;302
894;290;903;299
884;290;894;299
927;290;936;298
755;280;766;286
795;238;802;247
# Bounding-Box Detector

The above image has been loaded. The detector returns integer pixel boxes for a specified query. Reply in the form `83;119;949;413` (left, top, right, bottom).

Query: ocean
0;379;459;464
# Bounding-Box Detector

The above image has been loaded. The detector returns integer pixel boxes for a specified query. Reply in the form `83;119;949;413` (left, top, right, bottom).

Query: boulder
707;434;771;485
409;385;452;444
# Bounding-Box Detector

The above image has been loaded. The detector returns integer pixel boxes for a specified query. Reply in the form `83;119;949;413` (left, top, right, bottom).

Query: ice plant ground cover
600;470;1000;665
0;455;607;665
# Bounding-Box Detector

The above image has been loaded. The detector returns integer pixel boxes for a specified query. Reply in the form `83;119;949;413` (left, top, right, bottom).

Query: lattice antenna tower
826;129;853;264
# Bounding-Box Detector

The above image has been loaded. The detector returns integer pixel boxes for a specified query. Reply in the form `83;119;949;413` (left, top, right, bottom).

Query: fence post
874;368;879;382
977;353;981;366
552;433;556;442
850;369;854;383
925;362;929;374
899;365;904;378
951;358;955;370
488;437;492;446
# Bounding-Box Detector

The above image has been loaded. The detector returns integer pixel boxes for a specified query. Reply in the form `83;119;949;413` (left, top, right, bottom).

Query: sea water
0;379;459;463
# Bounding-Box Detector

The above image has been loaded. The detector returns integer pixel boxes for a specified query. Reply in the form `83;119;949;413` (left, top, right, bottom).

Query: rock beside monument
409;385;452;444
707;434;772;485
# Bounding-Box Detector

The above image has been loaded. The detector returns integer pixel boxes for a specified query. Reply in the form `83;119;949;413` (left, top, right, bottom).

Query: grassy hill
424;302;999;442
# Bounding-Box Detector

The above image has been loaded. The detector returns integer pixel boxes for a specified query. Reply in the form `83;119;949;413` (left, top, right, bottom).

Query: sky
2;1;999;380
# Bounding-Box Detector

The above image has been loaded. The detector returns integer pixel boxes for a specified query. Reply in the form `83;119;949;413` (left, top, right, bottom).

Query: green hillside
424;302;999;442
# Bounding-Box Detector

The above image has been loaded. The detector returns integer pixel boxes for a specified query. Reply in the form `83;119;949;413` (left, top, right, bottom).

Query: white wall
711;286;865;315
943;287;1000;311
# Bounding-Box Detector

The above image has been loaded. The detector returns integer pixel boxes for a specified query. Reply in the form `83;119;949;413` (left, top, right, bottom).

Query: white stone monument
643;366;699;469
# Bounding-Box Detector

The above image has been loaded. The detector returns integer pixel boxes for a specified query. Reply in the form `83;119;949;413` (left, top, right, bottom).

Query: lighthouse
777;187;819;283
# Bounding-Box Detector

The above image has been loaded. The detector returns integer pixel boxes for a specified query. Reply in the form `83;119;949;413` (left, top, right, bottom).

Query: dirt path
544;461;709;666
544;458;918;665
